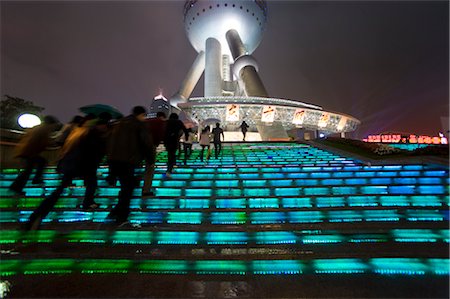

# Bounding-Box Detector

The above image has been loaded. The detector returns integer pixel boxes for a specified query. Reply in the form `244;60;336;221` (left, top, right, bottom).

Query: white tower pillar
171;51;205;105
204;37;222;97
226;29;268;97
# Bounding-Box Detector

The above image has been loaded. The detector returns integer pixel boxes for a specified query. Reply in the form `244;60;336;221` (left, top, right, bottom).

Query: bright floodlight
18;113;41;128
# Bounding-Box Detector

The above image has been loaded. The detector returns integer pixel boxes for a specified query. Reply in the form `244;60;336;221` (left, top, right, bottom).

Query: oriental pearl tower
171;0;360;141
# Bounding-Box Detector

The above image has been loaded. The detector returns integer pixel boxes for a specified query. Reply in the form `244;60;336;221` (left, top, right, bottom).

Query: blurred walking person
9;115;60;195
106;106;153;225
183;128;195;165
211;123;224;159
164;113;187;177
25;114;110;230
142;112;166;197
199;126;211;162
239;121;249;141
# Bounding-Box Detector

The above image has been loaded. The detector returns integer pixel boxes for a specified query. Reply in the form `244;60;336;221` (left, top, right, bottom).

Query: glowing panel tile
139;260;188;274
155;188;182;197
0;259;20;276
370;178;393;185
379;195;409;207
67;230;108;243
167;212;202;224
314;259;368;274
424;170;448;177
156;231;199;244
179;199;210;209
392;229;439;242
250;212;286;224
248;198;279;208
275;188;300;196
112;231;152;244
243;188;271;196
363;210;400;222
347;196;378;207
303;187;329;196
360;186;388;195
254;231;297;244
355;171;376;178
370;258;427;275
281;197;312;208
406;210;444;221
295;179;320;186
388;185;416;194
399;171;420;177
316;197;345;207
252;260;303;274
195;260;246;274
210;212;246;224
348;234;388;243
328;210;362;222
79;259;132;274
418;186;445;195
23;259;74;275
185;189;212;197
302;235;343;244
190;181;211;187
418;178;443;184
146;199;177;209
216;189;242;197
427;259;450;275
331;186;357;195
206;232;248;244
0;230;22;244
216;198;246;209
215;180;239;187
288;211;324;223
262;173;284;179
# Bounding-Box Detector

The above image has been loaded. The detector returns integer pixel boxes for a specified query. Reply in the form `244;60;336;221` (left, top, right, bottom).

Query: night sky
1;1;448;139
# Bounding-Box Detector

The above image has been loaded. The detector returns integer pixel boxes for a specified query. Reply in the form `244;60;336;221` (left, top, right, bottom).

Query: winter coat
164;119;187;149
15;123;56;158
57;123;108;176
107;115;154;166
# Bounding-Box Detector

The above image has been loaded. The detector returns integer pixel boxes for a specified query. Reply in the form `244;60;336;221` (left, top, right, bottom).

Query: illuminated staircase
0;143;448;298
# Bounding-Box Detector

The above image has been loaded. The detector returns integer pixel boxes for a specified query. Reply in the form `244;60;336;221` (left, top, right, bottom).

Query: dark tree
0;95;45;129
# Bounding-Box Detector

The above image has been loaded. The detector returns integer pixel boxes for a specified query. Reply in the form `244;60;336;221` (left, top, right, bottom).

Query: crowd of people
9;106;249;229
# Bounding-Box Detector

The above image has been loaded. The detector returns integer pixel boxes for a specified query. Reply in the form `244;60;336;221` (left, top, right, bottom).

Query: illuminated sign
363;134;448;145
292;109;305;125
225;104;239;122
318;113;329;128
336;116;347;131
261;106;275;123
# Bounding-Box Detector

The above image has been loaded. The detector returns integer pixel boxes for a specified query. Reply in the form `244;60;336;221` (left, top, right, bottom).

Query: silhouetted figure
106;106;153;225
9;115;59;195
164;113;188;177
199;126;211;162
240;121;249;141
183;128;195;164
142;112;166;197
211;122;224;158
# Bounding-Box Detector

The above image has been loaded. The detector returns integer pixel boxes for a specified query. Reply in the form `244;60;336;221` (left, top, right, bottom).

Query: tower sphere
183;0;267;59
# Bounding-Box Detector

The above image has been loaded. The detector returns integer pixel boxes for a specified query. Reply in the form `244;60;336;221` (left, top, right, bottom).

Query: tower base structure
178;96;360;141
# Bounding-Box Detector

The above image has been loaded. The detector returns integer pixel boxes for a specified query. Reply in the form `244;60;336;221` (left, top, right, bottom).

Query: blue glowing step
2;209;447;225
5;228;448;245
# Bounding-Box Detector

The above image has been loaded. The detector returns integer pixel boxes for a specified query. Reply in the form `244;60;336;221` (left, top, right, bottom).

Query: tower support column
226;29;268;97
204;38;222;97
172;51;205;104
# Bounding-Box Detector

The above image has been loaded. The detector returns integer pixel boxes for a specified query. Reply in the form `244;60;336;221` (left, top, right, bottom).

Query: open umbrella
79;104;123;119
